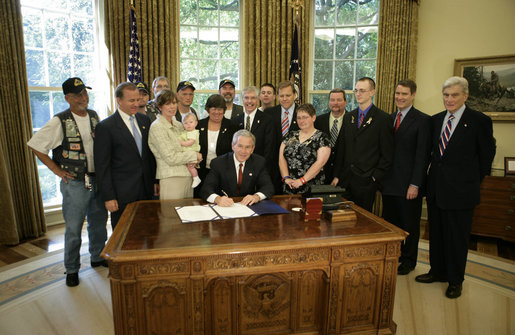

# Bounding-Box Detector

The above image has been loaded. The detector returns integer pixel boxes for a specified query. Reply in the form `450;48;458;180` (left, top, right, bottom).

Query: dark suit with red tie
426;106;495;285
200;152;274;200
94;111;156;228
382;107;431;269
232;110;276;176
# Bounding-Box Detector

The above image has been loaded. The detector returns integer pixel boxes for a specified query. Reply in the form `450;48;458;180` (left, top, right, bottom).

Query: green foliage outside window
311;0;379;114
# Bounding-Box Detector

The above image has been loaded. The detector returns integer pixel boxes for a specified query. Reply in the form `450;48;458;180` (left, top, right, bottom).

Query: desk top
102;196;406;261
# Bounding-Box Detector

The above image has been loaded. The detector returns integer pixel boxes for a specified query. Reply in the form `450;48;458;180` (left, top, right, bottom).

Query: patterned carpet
1;240;513;307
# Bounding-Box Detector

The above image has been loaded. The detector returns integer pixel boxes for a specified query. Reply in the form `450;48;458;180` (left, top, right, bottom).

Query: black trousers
382;195;423;268
427;201;474;285
346;173;378;212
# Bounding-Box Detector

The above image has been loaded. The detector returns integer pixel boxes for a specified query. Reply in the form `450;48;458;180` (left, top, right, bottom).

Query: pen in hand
218;190;234;207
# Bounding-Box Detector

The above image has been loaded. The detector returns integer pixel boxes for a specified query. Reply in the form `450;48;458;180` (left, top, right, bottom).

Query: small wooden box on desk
473;176;515;242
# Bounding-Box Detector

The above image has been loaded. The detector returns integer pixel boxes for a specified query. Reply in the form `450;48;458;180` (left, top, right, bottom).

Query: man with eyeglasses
331;77;394;212
146;76;170;122
27;77;108;287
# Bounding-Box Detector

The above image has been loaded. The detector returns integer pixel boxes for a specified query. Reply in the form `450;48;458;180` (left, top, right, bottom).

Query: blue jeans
60;177;107;274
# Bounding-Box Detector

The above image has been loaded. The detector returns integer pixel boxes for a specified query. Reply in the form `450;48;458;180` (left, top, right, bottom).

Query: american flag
127;4;142;83
289;22;302;104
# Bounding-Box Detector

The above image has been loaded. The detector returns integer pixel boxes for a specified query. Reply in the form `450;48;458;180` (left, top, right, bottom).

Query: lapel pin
201;128;205;131
249;173;253;176
464;124;468;127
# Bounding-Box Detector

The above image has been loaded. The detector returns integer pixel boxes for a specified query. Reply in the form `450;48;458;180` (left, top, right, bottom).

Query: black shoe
66;273;79;287
397;263;415;275
445;284;462;299
415;273;447;283
91;259;108;268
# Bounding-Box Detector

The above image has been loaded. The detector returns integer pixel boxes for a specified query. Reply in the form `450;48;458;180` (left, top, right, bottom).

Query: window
21;0;105;207
310;0;379;114
179;0;241;113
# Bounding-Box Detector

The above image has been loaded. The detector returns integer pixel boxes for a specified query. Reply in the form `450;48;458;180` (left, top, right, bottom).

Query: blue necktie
130;115;142;156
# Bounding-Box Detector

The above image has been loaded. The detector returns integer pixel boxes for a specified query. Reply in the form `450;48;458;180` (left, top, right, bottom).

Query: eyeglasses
353;89;369;94
297;115;312;121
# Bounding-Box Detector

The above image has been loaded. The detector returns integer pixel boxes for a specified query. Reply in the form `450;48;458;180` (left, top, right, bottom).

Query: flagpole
290;0;303;104
127;1;142;83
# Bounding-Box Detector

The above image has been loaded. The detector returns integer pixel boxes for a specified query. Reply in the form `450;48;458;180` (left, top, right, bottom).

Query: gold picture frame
454;55;515;121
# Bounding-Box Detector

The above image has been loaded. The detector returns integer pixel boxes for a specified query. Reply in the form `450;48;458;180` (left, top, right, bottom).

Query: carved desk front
102;196;407;335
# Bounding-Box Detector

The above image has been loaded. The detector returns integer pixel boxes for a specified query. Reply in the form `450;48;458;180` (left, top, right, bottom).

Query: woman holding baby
148;89;203;199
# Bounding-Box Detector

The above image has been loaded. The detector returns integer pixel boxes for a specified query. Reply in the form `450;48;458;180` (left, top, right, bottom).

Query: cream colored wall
416;0;515;171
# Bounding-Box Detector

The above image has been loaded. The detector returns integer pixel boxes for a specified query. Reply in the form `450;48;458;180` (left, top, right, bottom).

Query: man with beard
136;82;156;122
314;88;347;182
219;79;243;119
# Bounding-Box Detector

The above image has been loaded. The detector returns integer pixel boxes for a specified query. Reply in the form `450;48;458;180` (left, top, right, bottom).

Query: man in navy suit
264;81;299;193
314;88;347;182
415;76;495;299
200;130;274;207
232;86;275;168
382;79;432;275
94;82;156;229
331;77;394;212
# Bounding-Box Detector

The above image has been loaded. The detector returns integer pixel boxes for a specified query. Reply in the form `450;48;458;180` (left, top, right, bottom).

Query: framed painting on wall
454;55;515;121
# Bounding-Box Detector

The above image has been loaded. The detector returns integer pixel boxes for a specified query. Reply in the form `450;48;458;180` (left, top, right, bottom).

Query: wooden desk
103;196;407;335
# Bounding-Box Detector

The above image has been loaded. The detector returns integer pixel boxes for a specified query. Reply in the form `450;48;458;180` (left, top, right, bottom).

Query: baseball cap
136;82;150;94
62;77;91;95
177;81;196;92
219;79;235;89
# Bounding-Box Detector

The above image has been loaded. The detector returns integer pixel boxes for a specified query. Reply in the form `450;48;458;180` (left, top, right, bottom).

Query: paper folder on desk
175;200;290;223
249;200;290;215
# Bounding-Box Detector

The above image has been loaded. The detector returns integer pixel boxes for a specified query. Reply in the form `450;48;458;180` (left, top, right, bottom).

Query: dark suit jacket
231;110;276;165
200;152;274;200
382;107;432;197
333;104;394;186
314;111;345;182
94;111;156;206
230;104;244;119
197;117;238;178
426;107;495;209
263;104;299;191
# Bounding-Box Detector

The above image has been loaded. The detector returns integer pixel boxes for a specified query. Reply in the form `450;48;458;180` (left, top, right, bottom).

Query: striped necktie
358;111;364;128
245;115;251;131
438;115;455;157
330;119;339;147
281;110;289;136
130;115;142;156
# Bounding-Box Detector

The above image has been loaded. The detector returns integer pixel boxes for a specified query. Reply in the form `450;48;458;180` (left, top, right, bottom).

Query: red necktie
394;112;402;132
237;163;243;194
358;112;364;128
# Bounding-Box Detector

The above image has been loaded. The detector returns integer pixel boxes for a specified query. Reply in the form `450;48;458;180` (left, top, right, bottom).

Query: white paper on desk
212;203;258;219
175;205;221;223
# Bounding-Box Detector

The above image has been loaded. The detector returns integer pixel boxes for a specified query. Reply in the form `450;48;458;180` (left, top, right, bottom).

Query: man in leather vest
28;77;108;287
